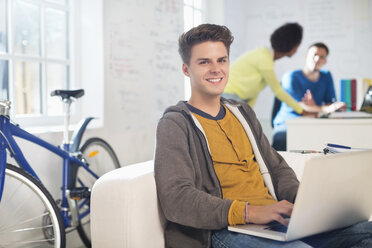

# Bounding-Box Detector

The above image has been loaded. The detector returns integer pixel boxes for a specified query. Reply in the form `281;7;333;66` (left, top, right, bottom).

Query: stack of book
340;78;372;111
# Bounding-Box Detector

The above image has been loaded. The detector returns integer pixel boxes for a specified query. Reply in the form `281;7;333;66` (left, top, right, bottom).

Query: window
0;0;73;126
183;0;205;100
183;0;203;32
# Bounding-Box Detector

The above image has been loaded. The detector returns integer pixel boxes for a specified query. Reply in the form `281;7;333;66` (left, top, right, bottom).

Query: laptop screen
361;86;372;113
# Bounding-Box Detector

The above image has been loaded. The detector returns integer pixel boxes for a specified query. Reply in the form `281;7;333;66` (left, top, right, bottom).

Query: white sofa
91;152;318;248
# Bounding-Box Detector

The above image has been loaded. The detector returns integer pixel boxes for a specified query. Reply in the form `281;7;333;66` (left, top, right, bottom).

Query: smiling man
154;26;372;248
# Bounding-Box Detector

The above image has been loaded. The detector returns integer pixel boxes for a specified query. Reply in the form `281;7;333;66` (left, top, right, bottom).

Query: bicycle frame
0;114;99;227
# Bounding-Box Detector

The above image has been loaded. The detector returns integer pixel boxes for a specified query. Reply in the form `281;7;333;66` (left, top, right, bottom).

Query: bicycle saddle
51;89;85;100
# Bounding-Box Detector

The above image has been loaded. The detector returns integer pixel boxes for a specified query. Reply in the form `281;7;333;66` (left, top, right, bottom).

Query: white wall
99;0;184;166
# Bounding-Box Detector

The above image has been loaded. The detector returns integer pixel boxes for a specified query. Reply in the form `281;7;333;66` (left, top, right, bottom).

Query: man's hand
301;89;316;106
247;200;293;226
299;90;321;115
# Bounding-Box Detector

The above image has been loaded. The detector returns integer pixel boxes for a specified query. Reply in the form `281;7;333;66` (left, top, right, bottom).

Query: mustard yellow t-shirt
190;104;277;225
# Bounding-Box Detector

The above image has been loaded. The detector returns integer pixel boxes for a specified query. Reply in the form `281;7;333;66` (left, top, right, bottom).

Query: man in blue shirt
272;42;346;151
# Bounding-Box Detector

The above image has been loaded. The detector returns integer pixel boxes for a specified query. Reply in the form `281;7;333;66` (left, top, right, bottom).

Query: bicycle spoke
0;182;49;234
77;169;96;186
0;165;65;248
0;212;50;232
2;223;53;233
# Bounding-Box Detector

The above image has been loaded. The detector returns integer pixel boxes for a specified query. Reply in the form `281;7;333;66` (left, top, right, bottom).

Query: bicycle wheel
76;137;120;247
0;164;66;248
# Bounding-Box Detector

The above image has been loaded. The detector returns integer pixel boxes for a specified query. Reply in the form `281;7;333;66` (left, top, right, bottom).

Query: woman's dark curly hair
270;23;303;53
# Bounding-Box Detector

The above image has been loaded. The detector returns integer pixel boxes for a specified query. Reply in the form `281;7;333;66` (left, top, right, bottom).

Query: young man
154;24;372;248
273;42;346;151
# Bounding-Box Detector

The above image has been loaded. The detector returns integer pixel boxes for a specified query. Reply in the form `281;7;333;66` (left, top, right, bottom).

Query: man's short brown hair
178;24;234;65
309;42;329;55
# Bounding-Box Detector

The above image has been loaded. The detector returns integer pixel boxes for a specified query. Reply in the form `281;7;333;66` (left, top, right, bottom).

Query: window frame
0;0;81;128
183;0;205;100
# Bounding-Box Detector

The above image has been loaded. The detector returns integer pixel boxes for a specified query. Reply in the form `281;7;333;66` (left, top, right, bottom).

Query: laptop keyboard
264;221;288;233
265;224;288;233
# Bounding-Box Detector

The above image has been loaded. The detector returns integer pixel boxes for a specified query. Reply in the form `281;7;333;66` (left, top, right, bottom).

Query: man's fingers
306;89;313;99
275;215;290;226
277;201;293;217
247;201;294;225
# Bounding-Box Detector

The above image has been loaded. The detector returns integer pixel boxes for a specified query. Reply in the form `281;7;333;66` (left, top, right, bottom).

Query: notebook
319;86;372;118
228;150;372;242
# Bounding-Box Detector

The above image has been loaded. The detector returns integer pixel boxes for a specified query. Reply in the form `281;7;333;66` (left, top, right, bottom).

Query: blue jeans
212;221;372;248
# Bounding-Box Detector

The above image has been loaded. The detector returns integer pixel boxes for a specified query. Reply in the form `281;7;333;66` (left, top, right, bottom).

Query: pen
326;143;351;149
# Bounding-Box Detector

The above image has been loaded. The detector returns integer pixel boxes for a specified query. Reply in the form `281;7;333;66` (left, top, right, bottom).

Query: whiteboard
225;0;372;119
103;0;184;164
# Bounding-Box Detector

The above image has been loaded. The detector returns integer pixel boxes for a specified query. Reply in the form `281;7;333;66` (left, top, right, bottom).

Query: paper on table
319;111;372;119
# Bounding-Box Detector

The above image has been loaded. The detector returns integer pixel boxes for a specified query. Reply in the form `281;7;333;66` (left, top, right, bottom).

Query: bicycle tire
0;164;66;248
76;137;120;247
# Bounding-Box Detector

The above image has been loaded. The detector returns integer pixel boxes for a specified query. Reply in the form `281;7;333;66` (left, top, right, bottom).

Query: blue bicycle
0;89;120;248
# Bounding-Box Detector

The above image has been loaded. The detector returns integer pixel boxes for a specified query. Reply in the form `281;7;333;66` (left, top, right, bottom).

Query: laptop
360;85;372;113
319;86;372;118
228;150;372;242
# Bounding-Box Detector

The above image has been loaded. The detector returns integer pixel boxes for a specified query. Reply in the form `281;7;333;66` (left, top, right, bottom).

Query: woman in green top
223;23;306;114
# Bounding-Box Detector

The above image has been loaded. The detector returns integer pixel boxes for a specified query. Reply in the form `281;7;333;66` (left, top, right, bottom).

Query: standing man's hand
301;109;318;117
246;200;293;226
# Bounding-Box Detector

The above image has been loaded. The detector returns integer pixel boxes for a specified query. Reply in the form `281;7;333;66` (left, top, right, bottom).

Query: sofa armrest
91;160;165;248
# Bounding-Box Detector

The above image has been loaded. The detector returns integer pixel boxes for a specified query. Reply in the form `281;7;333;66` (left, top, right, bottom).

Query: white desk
287;117;372;151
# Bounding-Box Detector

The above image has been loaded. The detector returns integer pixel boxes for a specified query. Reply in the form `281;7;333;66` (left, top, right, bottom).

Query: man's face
306;46;328;71
182;41;229;100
